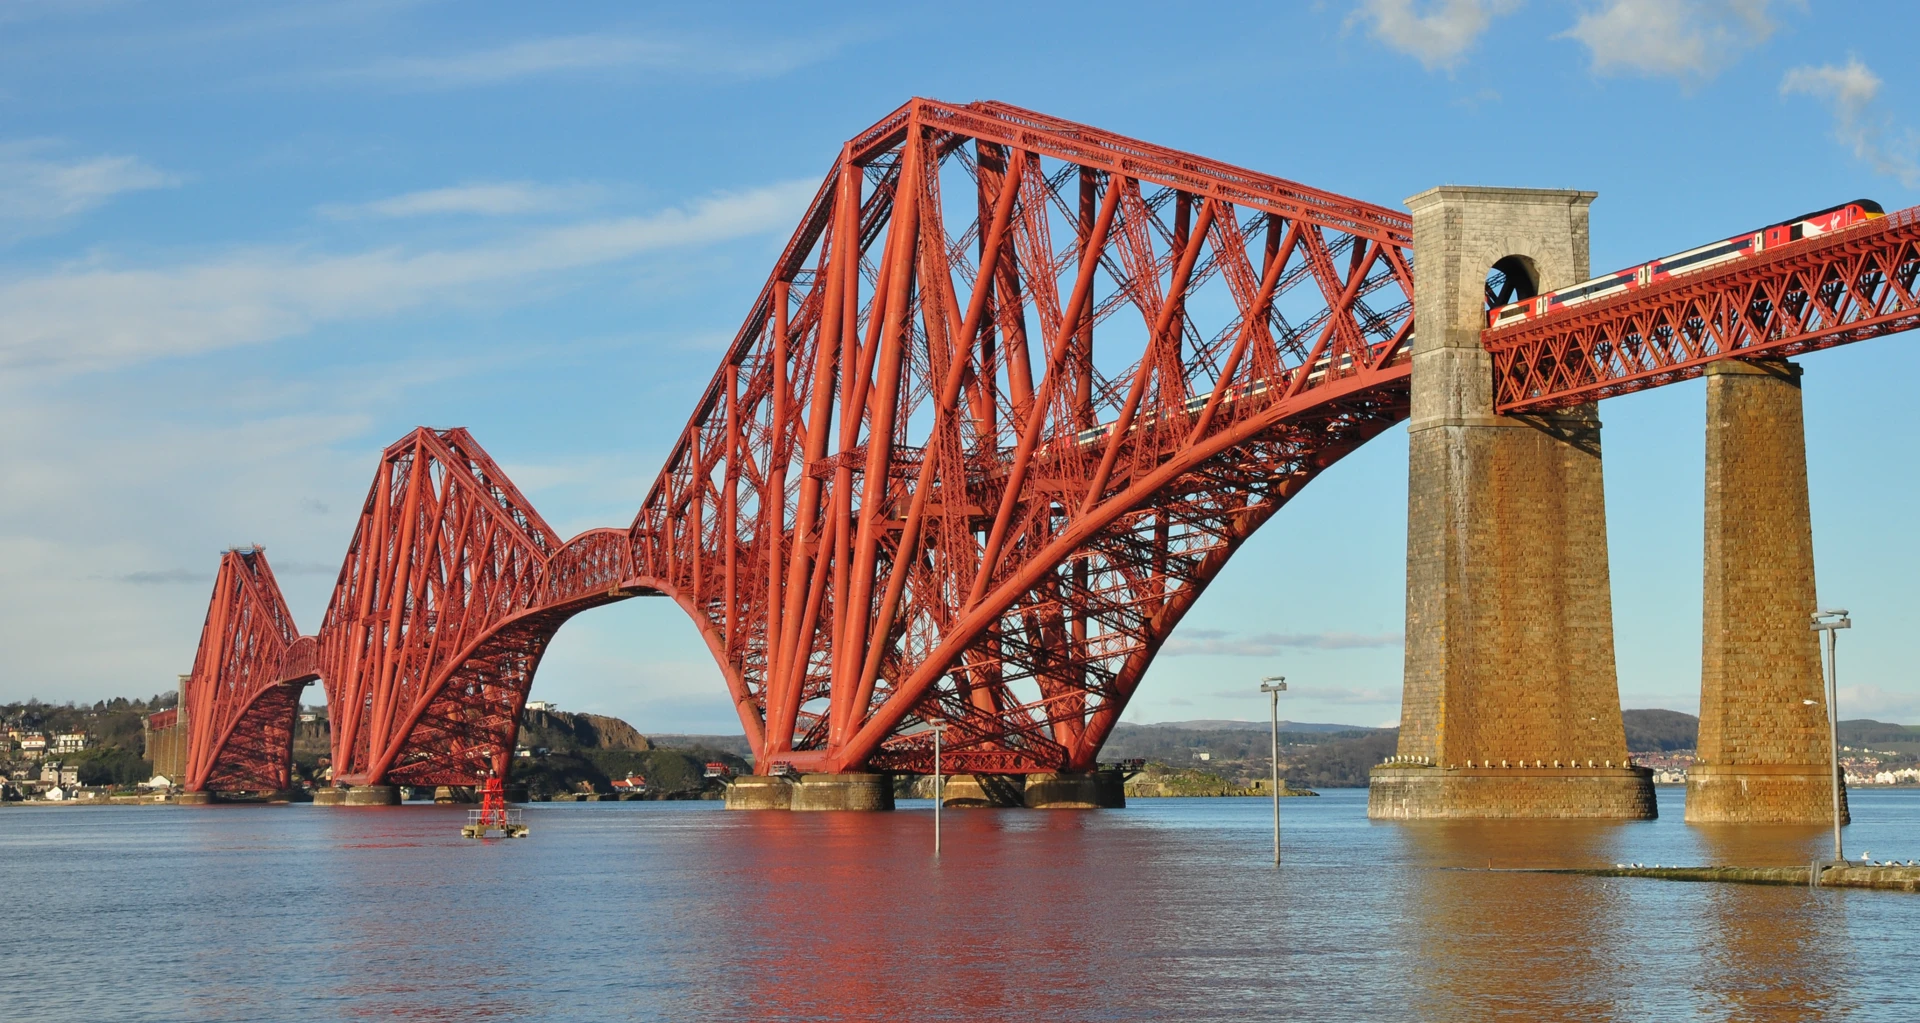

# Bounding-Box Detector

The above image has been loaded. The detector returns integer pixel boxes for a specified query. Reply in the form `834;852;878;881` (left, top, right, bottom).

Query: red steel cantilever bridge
179;98;1920;794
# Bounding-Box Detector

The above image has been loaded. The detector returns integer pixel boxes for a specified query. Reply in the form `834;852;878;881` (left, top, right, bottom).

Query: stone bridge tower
1370;186;1655;819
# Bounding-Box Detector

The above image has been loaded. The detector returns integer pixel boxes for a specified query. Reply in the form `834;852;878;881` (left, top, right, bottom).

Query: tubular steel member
180;99;1420;794
630;98;1416;780
317;427;644;790
175;108;1920;803
181;548;317;796
181;430;649;795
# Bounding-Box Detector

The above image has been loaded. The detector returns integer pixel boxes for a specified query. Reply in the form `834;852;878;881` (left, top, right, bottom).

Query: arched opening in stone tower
1485;254;1539;312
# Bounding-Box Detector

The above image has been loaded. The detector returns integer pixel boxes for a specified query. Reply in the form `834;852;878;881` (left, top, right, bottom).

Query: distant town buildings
52;732;91;753
39;762;79;787
525;701;556;713
1626;746;1920;786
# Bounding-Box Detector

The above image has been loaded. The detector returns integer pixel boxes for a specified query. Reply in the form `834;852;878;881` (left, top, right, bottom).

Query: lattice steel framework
627;99;1416;774
1488;203;1920;412
183;100;1420;787
316;428;633;787
182;548;314;792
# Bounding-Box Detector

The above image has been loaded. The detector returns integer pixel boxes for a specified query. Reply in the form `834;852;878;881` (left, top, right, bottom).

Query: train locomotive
1486;199;1884;330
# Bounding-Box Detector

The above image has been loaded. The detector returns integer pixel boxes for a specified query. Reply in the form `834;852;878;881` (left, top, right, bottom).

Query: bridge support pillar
1372;185;1653;820
1686;359;1847;824
790;773;893;811
722;775;792;809
1024;771;1125;809
175;790;213;805
940;773;1027;807
723;773;894;811
343;784;400;806
312;786;347;806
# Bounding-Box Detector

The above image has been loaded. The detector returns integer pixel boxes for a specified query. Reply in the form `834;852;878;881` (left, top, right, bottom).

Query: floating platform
462;806;529;839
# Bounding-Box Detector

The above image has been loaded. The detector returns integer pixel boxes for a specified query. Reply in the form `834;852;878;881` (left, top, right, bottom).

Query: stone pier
722;773;894;810
343;784;401;806
1686;359;1848;824
1024;771;1125;809
938;773;1026;807
1371;186;1654;820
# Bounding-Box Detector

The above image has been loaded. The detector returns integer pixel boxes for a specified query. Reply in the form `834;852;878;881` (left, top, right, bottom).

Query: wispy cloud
0;141;180;235
1163;628;1404;657
328;32;846;89
1351;0;1521;72
1561;0;1790;80
1838;685;1920;723
1781;57;1920;188
1205;684;1400;705
0;178;817;377
320;181;601;220
115;568;210;585
272;560;340;576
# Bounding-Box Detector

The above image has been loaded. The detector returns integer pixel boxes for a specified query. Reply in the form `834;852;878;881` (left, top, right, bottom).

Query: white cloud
114;568;211;585
0;178;818;377
1163;628;1404;656
1561;0;1788;79
331;32;844;89
320;181;601;220
1781;57;1920;188
1353;0;1521;72
1838;685;1920;723
0;141;180;234
1202;684;1400;705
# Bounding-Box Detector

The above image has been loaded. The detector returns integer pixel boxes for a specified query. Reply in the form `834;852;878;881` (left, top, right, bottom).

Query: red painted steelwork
1488;203;1920;412
182;548;313;792
316;428;639;788
631;98;1415;775
184;98;1421;787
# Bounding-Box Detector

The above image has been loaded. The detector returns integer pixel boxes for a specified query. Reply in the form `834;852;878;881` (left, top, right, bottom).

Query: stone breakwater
1533;864;1920;892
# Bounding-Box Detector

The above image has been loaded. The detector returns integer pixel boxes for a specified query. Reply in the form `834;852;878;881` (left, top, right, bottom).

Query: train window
1486;255;1539;311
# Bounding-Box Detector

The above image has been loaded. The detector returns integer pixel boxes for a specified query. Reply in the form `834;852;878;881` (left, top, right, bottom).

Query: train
1486;199;1885;330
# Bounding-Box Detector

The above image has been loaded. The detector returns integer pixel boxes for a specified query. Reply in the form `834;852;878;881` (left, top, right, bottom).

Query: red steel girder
182;548;313;792
629;98;1415;774
1486;203;1920;412
317;428;643;787
183;98;1418;785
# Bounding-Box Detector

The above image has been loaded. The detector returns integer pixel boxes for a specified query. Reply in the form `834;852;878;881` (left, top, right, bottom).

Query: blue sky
2;0;1916;732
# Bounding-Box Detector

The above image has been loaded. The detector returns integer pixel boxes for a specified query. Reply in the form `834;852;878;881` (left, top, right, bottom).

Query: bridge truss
179;97;1920;793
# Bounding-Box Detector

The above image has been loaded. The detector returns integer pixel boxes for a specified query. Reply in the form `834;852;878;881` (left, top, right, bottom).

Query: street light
932;723;944;858
1810;607;1851;865
1260;676;1287;865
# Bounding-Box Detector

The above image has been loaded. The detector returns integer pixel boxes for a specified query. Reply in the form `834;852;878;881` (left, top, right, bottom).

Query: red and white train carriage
1486;199;1885;330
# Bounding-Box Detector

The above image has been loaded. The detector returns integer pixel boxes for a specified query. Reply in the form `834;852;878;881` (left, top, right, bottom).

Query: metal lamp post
1810;608;1851;864
1260;676;1287;865
932;723;944;858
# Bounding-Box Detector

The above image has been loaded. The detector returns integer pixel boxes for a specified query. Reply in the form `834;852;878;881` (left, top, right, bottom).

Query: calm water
3;788;1917;1022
